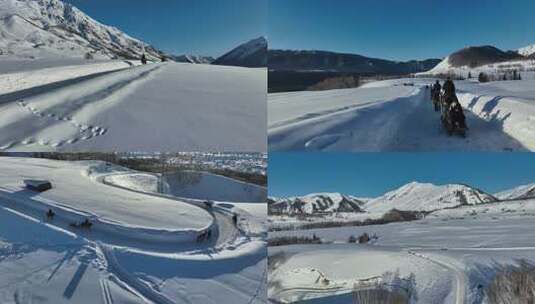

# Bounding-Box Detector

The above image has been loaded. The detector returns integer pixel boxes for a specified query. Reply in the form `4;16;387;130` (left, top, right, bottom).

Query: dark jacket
443;80;455;98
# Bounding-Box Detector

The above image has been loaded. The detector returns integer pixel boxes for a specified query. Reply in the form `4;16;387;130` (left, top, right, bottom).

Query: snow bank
105;173;159;193
457;91;535;150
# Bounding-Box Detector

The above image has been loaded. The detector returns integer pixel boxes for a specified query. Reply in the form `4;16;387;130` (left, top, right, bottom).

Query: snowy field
269;195;535;303
0;157;267;303
0;61;267;152
268;77;535;151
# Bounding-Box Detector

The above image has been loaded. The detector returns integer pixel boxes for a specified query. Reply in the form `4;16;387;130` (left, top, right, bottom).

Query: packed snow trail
0;62;267;152
0;158;267;304
0;60;137;96
408;250;466;304
268;83;528;151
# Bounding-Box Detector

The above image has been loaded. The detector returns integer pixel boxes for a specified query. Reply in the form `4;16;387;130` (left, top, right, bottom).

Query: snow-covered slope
0;156;267;304
495;183;535;200
212;36;267;67
423;45;534;76
268;193;365;215
0;62;267;152
0;0;163;60
518;44;535;57
365;182;497;212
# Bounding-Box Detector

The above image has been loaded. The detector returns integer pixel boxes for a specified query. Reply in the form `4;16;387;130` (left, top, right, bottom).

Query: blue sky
269;0;535;61
269;153;535;198
64;0;267;57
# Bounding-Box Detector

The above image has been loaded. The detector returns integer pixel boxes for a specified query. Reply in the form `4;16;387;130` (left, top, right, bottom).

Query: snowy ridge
365;182;497;213
171;54;214;64
495;183;535;200
0;0;163;60
518;44;535;57
268;192;365;215
271;182;499;216
422;44;535;76
212;36;267;67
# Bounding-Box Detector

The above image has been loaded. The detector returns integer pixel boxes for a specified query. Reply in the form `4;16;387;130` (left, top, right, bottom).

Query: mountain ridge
0;0;163;60
270;182;502;216
268;49;441;74
212;36;267;67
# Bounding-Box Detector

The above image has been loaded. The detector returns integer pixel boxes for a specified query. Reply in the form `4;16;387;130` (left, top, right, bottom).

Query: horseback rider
46;208;55;220
431;80;441;111
432;80;441;95
443;77;456;99
449;99;466;129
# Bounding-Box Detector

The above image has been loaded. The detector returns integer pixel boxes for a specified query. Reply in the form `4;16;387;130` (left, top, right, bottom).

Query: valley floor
268;199;535;303
268;77;535;151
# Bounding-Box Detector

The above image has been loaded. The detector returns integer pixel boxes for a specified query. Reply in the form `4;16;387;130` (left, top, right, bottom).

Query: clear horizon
269;153;535;198
269;0;535;61
63;0;267;58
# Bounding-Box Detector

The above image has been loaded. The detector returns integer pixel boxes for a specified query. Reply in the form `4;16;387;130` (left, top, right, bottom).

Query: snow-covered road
269;78;535;151
0;61;267;152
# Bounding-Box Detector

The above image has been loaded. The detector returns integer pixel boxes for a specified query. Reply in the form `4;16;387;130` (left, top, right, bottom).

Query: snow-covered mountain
212;37;267;67
268;193;365;215
518;44;535;57
365;182;497;213
171;54;214;64
495;183;535;201
0;0;163;60
424;45;534;75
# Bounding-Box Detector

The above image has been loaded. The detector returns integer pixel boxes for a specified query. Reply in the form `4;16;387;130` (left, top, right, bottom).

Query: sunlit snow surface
0;157;267;303
269;77;535;151
0;62;266;152
269;186;535;303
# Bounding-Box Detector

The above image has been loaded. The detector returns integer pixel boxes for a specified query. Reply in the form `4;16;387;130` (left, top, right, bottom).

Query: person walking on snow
141;53;147;65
